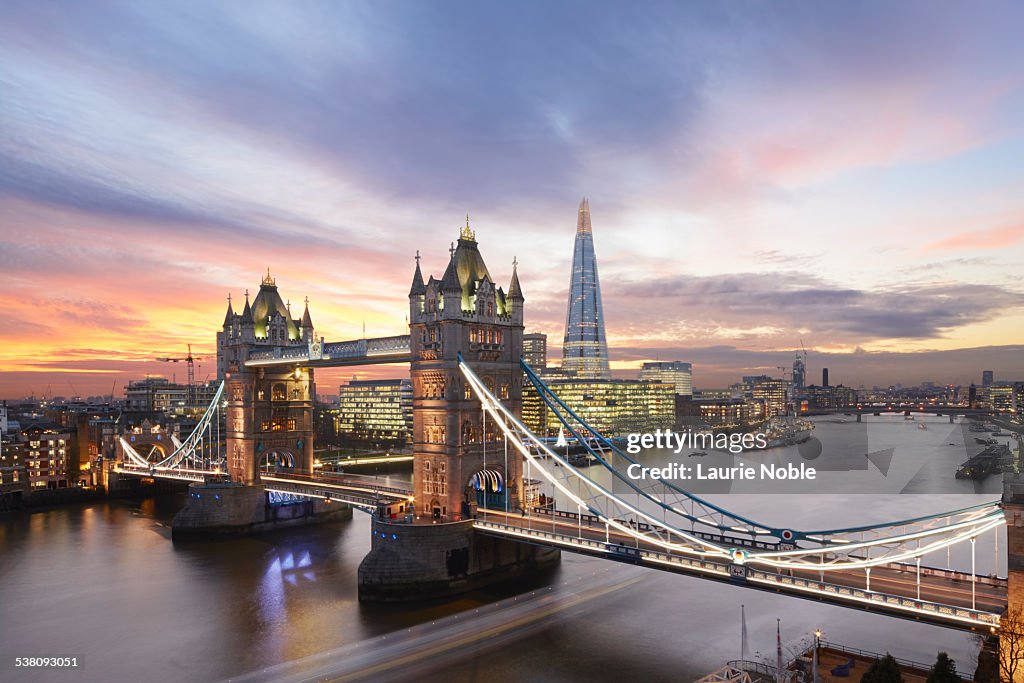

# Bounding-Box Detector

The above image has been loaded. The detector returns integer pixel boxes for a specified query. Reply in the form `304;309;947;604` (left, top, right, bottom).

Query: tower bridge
111;216;1024;655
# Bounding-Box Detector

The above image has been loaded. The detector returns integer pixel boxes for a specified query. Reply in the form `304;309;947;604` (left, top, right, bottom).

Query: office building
639;361;693;397
751;377;789;417
983;370;994;387
124;378;220;415
562;198;611;378
336;379;413;445
792;353;805;389
987;385;1014;413
526;376;674;438
677;397;760;427
522;333;548;370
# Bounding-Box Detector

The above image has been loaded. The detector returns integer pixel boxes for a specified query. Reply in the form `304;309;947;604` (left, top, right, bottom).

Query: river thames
0;415;1014;682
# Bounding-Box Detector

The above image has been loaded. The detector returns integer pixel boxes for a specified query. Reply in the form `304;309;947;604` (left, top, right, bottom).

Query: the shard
562;198;611;378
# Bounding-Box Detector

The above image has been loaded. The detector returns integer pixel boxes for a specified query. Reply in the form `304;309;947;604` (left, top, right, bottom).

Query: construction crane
156;344;203;407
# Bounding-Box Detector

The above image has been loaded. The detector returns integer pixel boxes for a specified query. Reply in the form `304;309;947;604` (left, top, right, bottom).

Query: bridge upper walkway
243;335;411;368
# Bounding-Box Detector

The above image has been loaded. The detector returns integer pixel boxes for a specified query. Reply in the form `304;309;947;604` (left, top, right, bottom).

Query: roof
301;298;313;331
250;278;300;340
448;236;493;310
508;260;523;301
222;298;235;326
409;258;426;297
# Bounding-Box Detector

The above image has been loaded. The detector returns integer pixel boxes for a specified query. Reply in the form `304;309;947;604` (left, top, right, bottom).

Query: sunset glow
2;1;1023;397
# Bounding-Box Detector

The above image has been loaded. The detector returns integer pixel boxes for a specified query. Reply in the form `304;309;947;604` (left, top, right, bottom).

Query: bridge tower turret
409;219;524;521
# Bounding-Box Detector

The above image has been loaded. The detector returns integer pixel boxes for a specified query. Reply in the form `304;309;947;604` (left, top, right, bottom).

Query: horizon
2;1;1023;398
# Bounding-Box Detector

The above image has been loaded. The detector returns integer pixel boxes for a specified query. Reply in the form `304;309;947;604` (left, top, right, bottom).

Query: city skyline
2;1;1024;397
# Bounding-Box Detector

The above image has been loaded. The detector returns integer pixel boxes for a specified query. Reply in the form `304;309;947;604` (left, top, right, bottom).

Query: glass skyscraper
562;198;611;378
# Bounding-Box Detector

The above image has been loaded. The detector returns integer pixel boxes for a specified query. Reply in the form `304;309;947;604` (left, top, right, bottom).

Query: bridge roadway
260;471;412;510
113;464;1005;628
472;507;1005;631
115;465;413;510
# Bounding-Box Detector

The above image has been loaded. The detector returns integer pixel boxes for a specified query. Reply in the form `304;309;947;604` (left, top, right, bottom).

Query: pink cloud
925;222;1024;252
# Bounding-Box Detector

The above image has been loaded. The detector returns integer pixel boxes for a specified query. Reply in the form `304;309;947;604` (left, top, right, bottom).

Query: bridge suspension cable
461;357;1005;576
119;381;226;475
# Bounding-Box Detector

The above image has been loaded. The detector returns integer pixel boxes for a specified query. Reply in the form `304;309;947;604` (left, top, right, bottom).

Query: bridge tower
217;271;317;484
408;219;525;521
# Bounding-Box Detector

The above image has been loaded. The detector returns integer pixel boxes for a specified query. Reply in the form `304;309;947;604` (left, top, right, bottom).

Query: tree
999;607;1024;683
926;652;960;683
861;654;904;683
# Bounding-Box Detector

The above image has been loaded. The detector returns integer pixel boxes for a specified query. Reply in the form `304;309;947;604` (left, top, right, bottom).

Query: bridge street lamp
812;628;822;683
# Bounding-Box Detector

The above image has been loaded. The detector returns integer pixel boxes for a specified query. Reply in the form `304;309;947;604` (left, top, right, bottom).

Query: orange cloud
925;222;1024;252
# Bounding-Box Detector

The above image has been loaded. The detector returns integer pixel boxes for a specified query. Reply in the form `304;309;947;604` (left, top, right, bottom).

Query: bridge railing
261;479;387;510
263;470;411;497
744;567;1000;628
474;517;1002;629
529;506;781;551
726;659;791;683
880;560;1005;587
814;641;959;676
247;346;310;361
472;518;732;577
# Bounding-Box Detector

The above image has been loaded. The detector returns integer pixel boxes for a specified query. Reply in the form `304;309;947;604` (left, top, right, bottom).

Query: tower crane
156;344;204;407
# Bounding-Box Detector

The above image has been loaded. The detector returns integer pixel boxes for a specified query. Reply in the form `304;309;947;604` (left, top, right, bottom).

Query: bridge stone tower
408;220;524;521
217;271;317;485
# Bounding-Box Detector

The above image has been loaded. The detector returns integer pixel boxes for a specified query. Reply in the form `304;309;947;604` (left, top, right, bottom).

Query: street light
812;629;822;683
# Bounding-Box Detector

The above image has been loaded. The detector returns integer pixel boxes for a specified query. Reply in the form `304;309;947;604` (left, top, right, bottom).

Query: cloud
1;0;1023;398
925;222;1024;252
610;272;1021;342
610;344;1024;388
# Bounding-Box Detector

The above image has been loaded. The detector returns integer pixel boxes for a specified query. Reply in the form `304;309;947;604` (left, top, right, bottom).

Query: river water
0;415;1014;682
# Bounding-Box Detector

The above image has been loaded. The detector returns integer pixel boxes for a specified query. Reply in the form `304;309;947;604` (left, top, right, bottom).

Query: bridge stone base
171;482;351;540
358;518;560;602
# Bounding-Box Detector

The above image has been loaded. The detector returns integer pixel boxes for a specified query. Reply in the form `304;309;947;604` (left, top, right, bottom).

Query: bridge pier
1002;474;1024;681
357;517;559;602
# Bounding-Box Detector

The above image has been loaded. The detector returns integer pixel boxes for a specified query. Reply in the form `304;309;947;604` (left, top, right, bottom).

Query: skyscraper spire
577;197;592;235
563;197;610;378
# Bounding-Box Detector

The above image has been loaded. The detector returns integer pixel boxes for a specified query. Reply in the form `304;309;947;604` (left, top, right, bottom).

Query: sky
1;0;1023;398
